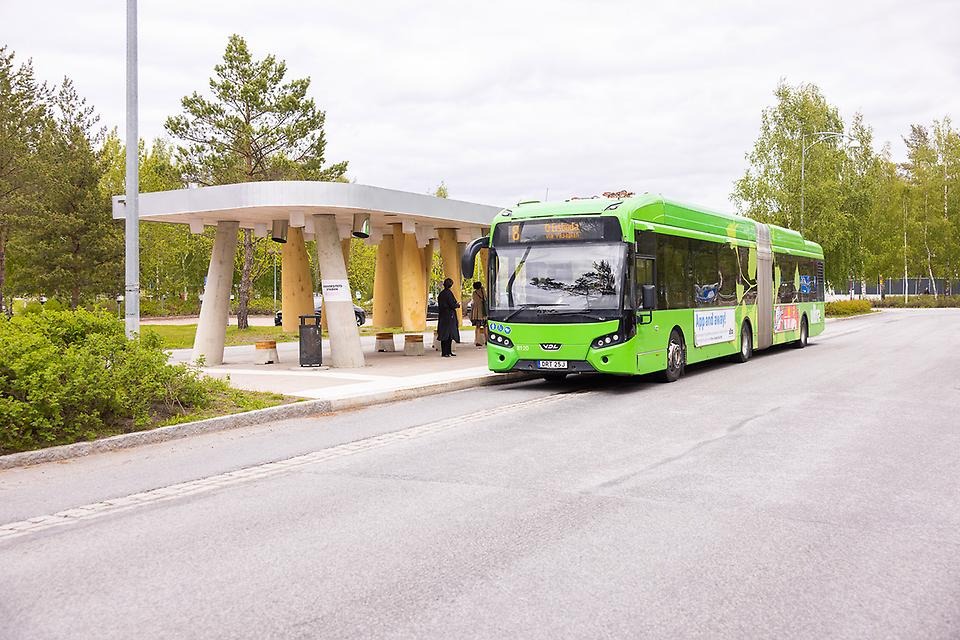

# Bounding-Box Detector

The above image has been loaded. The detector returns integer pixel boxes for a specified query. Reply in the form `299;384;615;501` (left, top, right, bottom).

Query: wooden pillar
438;228;462;325
421;242;434;298
373;234;402;328
479;247;489;286
392;223;427;332
280;227;315;333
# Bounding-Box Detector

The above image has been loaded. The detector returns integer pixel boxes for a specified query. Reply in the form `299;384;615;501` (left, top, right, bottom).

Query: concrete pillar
193;220;239;365
373;234;402;328
392;224;427;332
313;214;365;368
281;226;315;333
438;228;463;325
322;237;354;331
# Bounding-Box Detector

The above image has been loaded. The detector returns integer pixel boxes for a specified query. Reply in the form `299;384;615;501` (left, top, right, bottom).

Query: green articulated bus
461;194;826;382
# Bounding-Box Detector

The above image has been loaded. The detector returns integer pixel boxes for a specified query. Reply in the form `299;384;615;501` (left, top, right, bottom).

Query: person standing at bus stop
437;277;461;357
470;281;487;346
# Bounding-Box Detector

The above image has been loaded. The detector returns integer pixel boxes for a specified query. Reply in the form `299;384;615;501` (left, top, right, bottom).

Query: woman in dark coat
437;277;461;357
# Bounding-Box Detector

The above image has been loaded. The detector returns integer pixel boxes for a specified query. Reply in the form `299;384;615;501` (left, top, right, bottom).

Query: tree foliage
165;34;348;327
0;47;48;309
7;80;121;307
734;80;960;294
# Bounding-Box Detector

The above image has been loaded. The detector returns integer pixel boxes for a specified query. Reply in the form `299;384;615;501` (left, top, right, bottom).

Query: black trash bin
299;314;322;367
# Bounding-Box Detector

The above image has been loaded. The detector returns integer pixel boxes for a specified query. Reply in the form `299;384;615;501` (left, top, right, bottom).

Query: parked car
275;305;366;327
427;298;473;321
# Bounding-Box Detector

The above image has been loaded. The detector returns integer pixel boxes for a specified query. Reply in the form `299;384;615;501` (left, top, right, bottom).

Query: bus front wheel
658;329;685;383
794;316;809;348
734;322;753;363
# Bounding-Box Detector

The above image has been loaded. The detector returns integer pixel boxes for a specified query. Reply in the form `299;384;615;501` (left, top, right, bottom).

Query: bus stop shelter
112;181;500;367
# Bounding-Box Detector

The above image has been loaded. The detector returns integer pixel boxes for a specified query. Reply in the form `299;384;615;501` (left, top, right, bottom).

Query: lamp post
124;0;140;337
800;130;860;234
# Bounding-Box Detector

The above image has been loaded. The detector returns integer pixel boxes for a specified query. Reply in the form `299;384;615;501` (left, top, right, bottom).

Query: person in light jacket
470;281;487;346
437;278;461;357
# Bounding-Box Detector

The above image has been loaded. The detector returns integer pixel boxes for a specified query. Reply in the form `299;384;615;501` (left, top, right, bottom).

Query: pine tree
9;80;121;307
0;47;48;312
165;34;347;329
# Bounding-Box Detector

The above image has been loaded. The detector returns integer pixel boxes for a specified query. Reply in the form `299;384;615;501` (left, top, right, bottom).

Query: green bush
230;296;278;316
873;295;960;308
0;310;214;454
825;299;873;316
140;296;201;317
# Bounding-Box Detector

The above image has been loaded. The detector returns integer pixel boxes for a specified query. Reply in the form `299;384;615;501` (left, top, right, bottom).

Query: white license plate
538;360;568;369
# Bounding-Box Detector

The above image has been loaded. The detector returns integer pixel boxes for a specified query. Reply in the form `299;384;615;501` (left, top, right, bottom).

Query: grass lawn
144;324;299;350
156;386;294;428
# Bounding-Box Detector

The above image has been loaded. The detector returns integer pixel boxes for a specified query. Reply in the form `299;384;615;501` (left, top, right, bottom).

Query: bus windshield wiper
505;246;532;308
548;309;611;322
502;303;567;322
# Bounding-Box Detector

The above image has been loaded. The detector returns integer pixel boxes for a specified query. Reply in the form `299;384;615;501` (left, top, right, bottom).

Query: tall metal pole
124;0;140;337
800;134;806;235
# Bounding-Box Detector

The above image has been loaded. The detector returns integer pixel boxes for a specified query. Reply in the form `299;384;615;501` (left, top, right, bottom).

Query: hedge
873;295;960;308
0;310;217;454
824;299;873;316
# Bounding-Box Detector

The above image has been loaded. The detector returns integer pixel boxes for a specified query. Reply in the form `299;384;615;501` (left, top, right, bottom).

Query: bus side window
635;258;655;308
634;231;656;309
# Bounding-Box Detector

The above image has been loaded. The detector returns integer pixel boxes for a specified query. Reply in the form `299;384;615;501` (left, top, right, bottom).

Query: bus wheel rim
668;339;682;370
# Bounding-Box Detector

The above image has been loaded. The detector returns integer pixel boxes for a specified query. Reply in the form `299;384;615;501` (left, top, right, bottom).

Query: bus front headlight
488;331;513;348
591;332;622;349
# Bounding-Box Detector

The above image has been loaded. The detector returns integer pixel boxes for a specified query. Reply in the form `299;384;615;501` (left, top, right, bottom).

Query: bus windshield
490;242;626;322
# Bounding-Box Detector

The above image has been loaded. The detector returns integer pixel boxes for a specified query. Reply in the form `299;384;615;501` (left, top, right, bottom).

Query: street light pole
124;0;140;337
799;130;859;235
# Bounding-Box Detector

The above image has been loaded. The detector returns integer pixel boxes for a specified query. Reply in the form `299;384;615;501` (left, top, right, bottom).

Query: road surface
2;309;959;639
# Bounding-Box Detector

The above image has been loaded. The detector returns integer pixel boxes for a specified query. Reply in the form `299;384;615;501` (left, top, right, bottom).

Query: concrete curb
0;372;528;471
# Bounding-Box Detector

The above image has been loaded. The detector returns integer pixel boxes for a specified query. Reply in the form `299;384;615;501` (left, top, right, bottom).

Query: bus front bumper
487;338;639;375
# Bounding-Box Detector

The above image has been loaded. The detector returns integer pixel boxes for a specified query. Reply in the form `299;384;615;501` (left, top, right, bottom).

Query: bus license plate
538;360;568;369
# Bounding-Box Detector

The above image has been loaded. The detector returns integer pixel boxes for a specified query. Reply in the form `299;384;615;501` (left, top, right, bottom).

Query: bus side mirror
641;284;656;310
461;236;489;277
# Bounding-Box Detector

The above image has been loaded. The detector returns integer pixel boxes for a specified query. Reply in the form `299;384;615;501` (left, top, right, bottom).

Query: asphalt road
2;309;959;639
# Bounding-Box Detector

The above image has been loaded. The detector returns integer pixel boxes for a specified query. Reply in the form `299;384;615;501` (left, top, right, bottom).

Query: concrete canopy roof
111;181;501;240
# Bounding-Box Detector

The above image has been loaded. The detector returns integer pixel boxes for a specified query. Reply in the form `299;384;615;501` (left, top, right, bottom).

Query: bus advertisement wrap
775;305;799;333
693;309;736;347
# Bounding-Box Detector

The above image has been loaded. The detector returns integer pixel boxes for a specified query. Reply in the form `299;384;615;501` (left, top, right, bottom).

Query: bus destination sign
495;217;620;245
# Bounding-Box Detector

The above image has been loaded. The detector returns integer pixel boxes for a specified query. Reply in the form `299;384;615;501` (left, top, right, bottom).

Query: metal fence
847;278;958;297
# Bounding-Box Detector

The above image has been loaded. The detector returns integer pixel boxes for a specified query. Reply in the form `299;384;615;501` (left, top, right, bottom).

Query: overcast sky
2;0;958;210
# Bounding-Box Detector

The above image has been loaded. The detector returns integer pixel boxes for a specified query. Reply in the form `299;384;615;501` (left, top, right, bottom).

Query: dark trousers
441;339;452;356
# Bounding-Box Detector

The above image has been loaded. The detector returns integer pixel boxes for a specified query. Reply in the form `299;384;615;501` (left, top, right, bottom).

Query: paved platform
169;327;492;400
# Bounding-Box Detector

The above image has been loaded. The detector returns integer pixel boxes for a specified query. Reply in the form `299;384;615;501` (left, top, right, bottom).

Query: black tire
794;316;809;348
657;328;685;383
355;313;364;326
734;322;753;363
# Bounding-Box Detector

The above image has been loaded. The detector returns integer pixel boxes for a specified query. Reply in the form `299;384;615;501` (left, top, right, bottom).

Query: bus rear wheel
658;329;685;383
734;322;753;363
794;316;809;348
